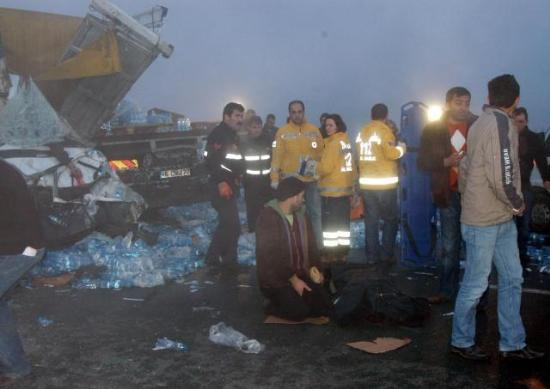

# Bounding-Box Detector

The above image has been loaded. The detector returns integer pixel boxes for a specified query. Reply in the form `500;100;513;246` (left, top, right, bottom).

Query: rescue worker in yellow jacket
356;103;406;265
317;114;356;262
271;100;323;246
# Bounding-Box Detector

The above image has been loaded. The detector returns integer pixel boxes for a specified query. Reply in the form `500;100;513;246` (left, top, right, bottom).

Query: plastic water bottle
48;215;67;228
183;118;191;131
121;231;133;249
208;322;264;354
153;337;188;352
239;339;263;354
38;316;54;327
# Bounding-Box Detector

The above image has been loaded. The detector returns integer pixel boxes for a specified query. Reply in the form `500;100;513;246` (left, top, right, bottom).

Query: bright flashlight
427;105;443;122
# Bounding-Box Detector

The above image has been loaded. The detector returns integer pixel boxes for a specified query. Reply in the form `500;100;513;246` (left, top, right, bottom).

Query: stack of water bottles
32;225;204;289
162;202;258;266
31;201;261;289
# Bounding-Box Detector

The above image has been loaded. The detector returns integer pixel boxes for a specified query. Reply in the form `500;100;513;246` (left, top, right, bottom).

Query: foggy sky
3;0;550;134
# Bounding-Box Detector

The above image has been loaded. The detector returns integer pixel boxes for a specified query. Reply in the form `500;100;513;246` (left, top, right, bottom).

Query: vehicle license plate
160;168;190;179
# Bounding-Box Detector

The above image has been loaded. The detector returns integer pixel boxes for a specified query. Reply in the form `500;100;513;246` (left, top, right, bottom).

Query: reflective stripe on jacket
241;133;272;178
356;120;405;190
204;122;243;188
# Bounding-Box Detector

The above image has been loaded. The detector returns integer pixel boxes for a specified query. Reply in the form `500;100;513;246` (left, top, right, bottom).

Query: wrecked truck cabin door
0;1;174;251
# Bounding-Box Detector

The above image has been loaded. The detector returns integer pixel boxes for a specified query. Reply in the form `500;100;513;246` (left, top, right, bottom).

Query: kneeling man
256;177;333;321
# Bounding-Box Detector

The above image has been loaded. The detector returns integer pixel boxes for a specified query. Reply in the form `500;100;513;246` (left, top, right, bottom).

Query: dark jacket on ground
518;127;550;190
417;112;477;207
256;199;322;289
204;122;243;192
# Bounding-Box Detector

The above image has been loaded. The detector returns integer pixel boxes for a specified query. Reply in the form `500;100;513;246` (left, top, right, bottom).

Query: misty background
3;0;550;135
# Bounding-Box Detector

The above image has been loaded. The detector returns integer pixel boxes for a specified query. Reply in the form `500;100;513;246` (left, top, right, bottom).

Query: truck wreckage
0;1;207;255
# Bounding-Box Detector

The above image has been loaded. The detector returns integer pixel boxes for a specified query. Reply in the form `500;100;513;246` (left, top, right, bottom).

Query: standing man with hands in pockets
450;74;544;361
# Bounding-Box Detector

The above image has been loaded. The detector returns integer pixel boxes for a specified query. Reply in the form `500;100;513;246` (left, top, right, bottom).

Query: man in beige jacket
450;74;543;361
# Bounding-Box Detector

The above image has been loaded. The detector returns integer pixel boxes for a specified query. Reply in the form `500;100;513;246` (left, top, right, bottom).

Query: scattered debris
189;280;200;293
413;272;436;277
123;297;145;302
442;312;454;317
264;315;329;325
347;337;411;354
152;337;188;352
209;322;264;354
37;316;54;327
192;306;215;312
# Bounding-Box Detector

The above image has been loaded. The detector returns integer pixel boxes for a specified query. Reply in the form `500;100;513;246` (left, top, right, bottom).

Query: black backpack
364;280;431;327
331;265;430;327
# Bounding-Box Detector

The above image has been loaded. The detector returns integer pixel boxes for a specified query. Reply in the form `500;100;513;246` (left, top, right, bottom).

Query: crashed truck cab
0;1;174;254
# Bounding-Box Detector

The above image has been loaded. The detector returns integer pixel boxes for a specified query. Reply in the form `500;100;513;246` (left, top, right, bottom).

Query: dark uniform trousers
244;177;272;233
205;186;241;266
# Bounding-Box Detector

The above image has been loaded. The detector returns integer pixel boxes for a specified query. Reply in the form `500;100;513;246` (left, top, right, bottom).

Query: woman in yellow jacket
317;114;356;262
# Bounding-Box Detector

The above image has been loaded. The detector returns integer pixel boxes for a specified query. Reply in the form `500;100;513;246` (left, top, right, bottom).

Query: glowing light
427;105;443;122
231;97;246;107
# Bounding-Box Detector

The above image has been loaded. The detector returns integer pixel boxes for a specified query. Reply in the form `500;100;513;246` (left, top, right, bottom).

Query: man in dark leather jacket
204;102;244;270
418;87;477;304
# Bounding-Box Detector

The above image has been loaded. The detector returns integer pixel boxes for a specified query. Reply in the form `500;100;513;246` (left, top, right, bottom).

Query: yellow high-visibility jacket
355;120;406;190
318;131;356;197
270;120;323;185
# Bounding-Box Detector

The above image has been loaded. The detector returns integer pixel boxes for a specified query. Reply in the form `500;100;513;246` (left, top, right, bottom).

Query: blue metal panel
399;102;436;266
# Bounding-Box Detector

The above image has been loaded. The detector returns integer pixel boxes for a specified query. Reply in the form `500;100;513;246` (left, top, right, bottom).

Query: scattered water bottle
209;322;264;354
48;214;67;228
32;203;244;290
73;278;98;289
121;231;133;249
38;316;54;327
114;187;124;199
183;117;191;131
152;337;188;352
176;118;191;131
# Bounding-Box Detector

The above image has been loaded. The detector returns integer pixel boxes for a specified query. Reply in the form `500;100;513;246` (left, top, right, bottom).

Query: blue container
399;102;436;266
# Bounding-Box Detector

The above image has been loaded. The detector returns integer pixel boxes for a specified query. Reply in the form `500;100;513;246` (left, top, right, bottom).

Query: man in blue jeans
0;300;31;383
451;74;544;361
418;87;477;304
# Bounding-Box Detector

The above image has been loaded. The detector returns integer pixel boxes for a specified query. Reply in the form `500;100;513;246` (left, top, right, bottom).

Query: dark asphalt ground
4;250;550;388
